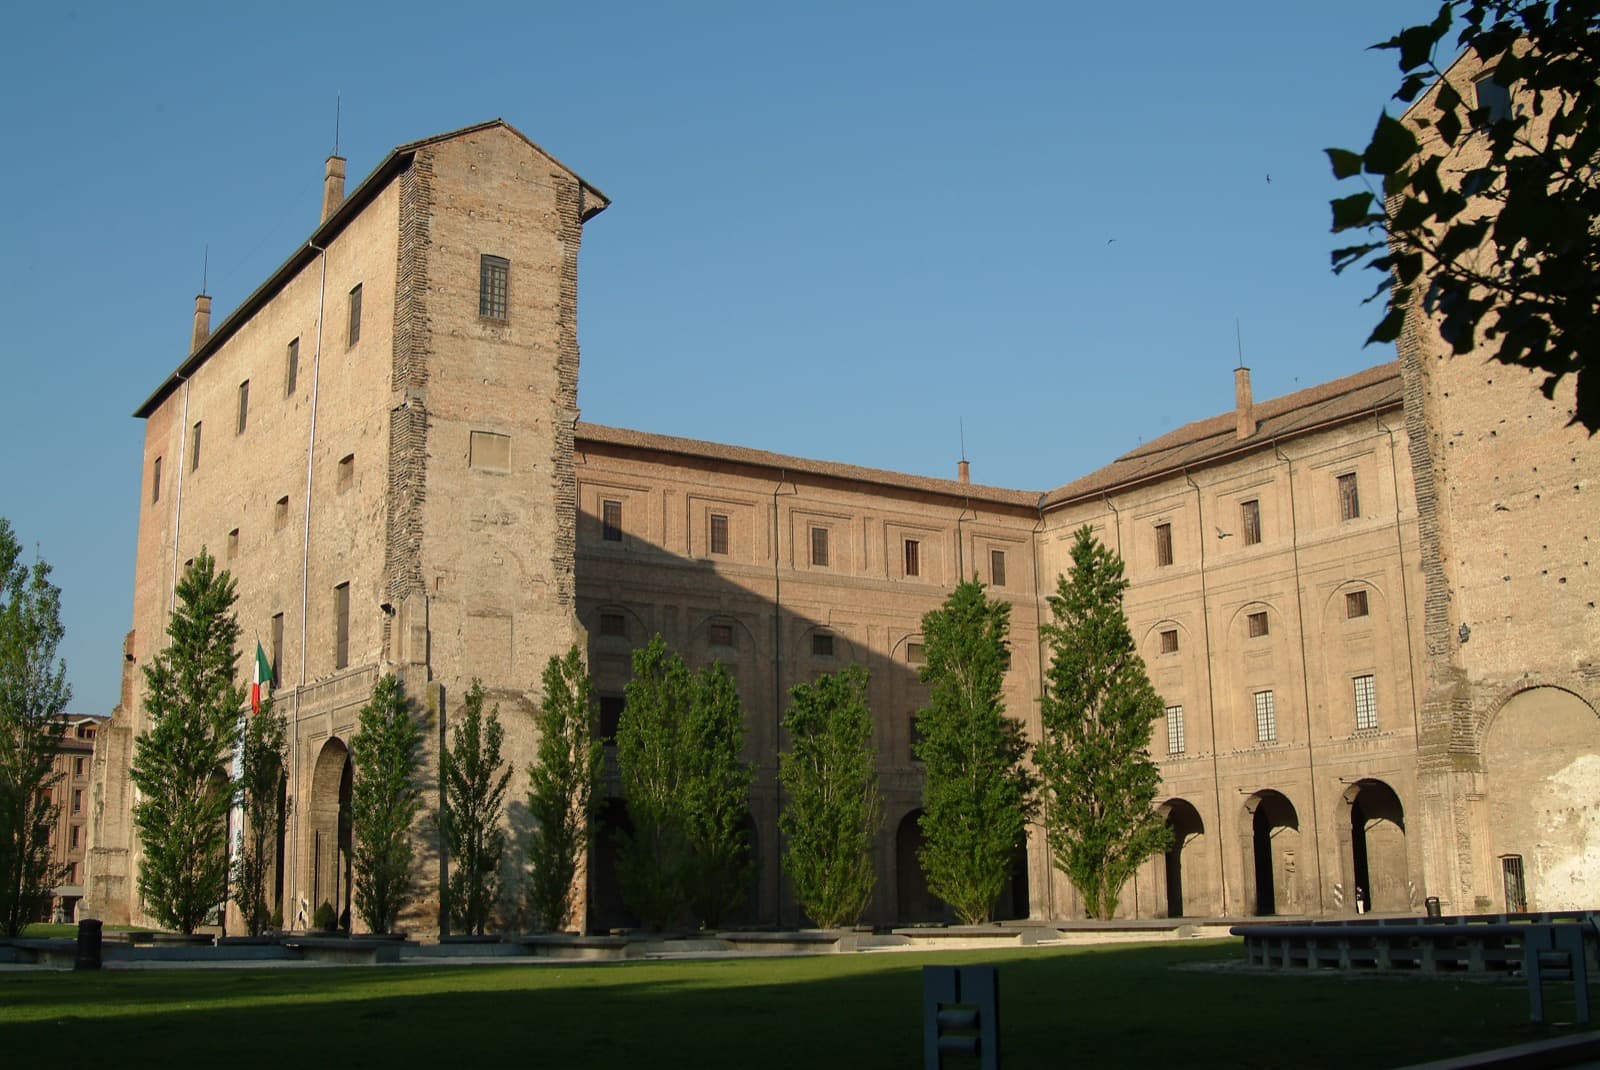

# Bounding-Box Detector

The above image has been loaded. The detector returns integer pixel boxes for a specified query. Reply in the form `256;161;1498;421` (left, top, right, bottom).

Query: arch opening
1243;790;1300;917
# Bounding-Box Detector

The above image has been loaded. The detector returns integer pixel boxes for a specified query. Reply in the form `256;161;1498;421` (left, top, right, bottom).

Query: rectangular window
990;549;1007;588
337;453;355;494
1346;589;1370;619
469;431;511;472
1354;673;1378;732
333;582;350;670
1166;704;1185;755
152;457;162;503
1155;522;1173;567
237;380;250;434
812;632;835;657
1248;611;1270;638
1160;629;1179;654
275;496;289;531
1475;72;1512;125
1338;473;1361;522
347;284;363;346
479;255;509;321
599;612;627;638
1254;690;1277;743
907;642;926;665
1501;855;1527;912
598;695;625;743
286;338;299;396
811;526;830;567
70;825;80;849
191;421;202;471
227;528;239;561
271;612;284;688
709;513;729;556
602;500;622;542
74;757;85;777
709;622;734;648
71;789;82;814
904;539;920;577
1241;499;1261;545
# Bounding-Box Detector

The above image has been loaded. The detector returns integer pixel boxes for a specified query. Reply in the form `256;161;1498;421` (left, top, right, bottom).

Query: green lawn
0;940;1578;1069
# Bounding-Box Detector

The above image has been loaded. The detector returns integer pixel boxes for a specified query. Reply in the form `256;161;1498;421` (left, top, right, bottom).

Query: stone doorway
896;809;943;924
308;737;353;930
1159;798;1206;918
1243;790;1300;916
1342;779;1407;913
589;797;637;932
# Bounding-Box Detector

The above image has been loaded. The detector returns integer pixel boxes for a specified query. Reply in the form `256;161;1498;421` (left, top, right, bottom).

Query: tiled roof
1041;362;1403;508
575;423;1044;508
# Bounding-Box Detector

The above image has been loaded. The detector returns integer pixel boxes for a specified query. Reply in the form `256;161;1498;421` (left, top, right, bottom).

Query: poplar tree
350;673;424;934
0;519;71;936
779;664;880;929
129;550;245;934
233;698;288;936
1037;525;1170;920
441;681;512;935
526;648;601;932
914;580;1035;925
681;661;752;928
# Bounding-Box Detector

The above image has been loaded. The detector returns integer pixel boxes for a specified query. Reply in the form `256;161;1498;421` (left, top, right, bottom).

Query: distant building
83;117;1596;933
42;715;106;923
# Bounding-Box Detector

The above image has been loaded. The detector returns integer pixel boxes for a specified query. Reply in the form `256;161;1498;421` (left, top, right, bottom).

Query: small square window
152;456;162;504
1354;673;1378;732
1166;704;1185;755
812;632;835;658
1155;522;1173;567
275;496;290;531
347;284;363;346
191;421;203;471
990;549;1007;588
904;539;920;577
1160;629;1179;654
1248;611;1270;638
598;695;624;743
337;454;354;493
1338;473;1361;522
599;612;627;638
480;255;509;321
1241;499;1261;546
237;380;250;434
227;528;239;561
1254;690;1277;743
286;338;299;396
710;513;729;556
811;526;830;567
1346;590;1370;619
906;642;926;665
602;500;623;542
709;622;735;648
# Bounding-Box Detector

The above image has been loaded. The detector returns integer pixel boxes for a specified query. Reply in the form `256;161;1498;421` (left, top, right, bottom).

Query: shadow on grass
2;941;1572;1069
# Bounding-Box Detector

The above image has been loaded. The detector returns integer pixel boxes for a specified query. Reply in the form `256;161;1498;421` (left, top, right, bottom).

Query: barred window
1166;704;1186;755
1346;589;1370;619
710;513;729;556
1155;522;1174;567
709;622;735;648
904;539;920;577
1241;499;1261;545
811;526;830;567
602;500;622;542
990;549;1007;588
1254;689;1277;743
1160;629;1179;654
1248;611;1269;638
599;612;627;638
812;632;835;657
1354;673;1378;732
479;254;509;321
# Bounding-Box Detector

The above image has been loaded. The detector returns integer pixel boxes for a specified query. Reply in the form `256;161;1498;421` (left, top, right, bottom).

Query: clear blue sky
0;1;1440;715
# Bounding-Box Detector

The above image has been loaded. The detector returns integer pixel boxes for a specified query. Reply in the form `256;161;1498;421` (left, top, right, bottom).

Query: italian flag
252;642;273;714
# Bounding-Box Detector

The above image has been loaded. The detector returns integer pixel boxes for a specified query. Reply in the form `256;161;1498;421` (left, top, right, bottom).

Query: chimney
1234;366;1257;440
321;154;347;223
191;294;212;353
957;459;971;484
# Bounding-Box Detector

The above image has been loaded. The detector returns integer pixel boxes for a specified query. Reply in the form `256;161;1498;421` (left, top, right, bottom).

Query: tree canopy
526;647;602;933
1329;0;1599;431
350;673;425;934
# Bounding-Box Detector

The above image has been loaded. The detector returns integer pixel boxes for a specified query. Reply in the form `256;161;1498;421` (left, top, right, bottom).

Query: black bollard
75;918;103;970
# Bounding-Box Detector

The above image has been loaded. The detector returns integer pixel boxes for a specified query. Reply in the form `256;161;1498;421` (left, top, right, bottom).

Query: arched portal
1483;687;1600;911
309;738;353;931
896;809;944;924
589;797;637;933
1160;798;1206;918
993;838;1030;921
1242;790;1300;916
1342;779;1407;913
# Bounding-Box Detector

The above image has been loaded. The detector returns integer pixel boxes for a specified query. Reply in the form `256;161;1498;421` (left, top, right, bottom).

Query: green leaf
1365;114;1421;175
1331;192;1377;231
1367;306;1408;345
1326;147;1365;179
